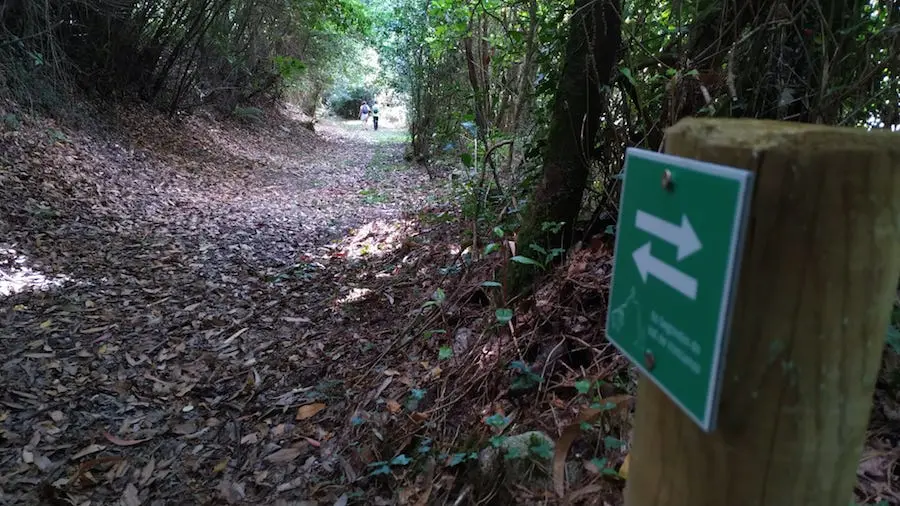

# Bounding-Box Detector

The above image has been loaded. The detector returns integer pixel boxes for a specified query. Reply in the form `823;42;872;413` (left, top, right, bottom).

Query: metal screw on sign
662;169;674;190
644;350;656;370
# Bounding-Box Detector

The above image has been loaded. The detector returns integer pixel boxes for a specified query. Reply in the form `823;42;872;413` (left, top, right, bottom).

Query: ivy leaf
589;401;618;411
574;379;591;394
370;464;392;476
480;280;502;288
438;346;453;360
528;438;553;460
508;360;530;373
483;242;500;255
492;226;504;238
490;435;507;447
448;452;468;467
504;447;522;460
528;243;547;255
495;308;514;323
484;413;509;428
510;255;542;267
604;436;626;449
460;152;474;167
390;454;412;466
619;67;638;87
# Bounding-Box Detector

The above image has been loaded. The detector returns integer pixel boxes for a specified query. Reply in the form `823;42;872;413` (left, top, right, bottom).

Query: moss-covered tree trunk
509;0;621;294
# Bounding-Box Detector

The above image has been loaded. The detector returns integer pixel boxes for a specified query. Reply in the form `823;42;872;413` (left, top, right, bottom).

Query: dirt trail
0;107;437;505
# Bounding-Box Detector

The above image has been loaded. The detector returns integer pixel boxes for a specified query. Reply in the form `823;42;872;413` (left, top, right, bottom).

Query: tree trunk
509;0;622;294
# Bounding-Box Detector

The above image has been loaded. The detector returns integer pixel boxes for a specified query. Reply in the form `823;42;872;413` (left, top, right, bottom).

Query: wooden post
623;119;900;506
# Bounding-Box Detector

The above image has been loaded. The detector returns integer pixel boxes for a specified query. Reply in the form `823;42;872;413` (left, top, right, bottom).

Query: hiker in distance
371;102;380;131
359;101;371;130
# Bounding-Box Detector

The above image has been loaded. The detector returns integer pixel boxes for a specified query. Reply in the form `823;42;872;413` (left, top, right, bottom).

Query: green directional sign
606;148;753;432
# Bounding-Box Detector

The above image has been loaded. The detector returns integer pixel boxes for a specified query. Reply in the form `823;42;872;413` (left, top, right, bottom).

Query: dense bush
327;85;376;119
0;0;370;115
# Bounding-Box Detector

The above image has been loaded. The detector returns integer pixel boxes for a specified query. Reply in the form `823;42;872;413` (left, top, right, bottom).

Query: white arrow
633;242;698;300
635;210;702;261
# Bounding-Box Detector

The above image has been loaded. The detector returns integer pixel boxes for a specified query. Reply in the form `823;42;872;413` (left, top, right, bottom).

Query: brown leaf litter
1;99;897;505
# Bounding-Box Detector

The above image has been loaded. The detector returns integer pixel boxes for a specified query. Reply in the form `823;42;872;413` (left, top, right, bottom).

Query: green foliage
1;0;372;114
359;188;389;204
574;379;592;395
405;387;427;410
328;85;377;119
509;360;543;391
447;451;478;467
273;56;307;80
423;329;446;339
438;346;453;360
888;323;900;354
484;413;511;429
511;255;543;268
417;438;433;454
366;453;412;476
590;457;620;476
603;436;626;450
2;114;21;131
232;106;264;124
495;308;514;323
527;434;553;460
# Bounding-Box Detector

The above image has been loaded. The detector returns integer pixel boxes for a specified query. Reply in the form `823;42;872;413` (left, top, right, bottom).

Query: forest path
0;108;439;505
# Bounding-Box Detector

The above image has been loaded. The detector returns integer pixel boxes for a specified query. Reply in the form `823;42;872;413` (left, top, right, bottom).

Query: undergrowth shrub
327;85;375;119
0;0;369;116
232;106;265;124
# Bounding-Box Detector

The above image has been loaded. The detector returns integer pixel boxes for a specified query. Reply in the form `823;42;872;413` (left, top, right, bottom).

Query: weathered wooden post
608;119;900;506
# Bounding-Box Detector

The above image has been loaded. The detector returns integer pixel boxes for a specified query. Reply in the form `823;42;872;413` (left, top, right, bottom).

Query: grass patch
360;187;389;204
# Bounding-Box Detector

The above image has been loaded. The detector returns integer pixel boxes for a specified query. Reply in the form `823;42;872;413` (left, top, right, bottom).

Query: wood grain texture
624;118;900;506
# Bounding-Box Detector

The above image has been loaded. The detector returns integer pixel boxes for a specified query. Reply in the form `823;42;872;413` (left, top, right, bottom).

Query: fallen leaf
265;447;302;463
411;412;429;422
122;483;140;506
71;444;106;460
140;458;156;485
281;316;311;324
276;476;305;492
49;411;64;423
34;453;53;471
296;402;326;420
213;458;229;473
22;448;34;464
386;400;402;414
172;421;197;435
619;453;630;479
104;431;151;446
240;433;258;445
